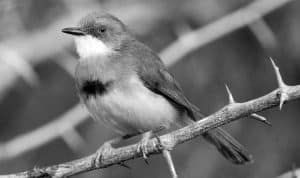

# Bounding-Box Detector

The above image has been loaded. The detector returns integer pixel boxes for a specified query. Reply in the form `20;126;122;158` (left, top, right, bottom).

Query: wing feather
132;41;203;120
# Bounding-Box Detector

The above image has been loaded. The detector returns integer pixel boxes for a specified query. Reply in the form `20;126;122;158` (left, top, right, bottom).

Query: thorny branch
0;0;295;162
1;59;300;177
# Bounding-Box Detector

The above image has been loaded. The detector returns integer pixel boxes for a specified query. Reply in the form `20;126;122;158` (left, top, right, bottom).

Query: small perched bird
62;12;252;165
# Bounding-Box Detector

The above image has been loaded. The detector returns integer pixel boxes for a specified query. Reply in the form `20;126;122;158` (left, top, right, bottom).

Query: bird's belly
84;84;180;135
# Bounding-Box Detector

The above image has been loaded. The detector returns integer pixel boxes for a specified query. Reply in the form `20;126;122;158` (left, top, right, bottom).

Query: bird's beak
62;27;86;36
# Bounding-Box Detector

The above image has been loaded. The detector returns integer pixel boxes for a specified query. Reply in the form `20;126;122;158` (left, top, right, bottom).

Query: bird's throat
74;35;113;58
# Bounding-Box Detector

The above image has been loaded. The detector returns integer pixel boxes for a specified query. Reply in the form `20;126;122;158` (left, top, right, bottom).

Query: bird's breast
80;79;113;98
82;75;181;134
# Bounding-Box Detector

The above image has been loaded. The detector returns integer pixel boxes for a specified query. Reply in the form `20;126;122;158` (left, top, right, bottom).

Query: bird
61;12;252;166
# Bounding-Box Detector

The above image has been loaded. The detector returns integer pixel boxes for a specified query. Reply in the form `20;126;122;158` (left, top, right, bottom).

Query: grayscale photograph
0;0;299;178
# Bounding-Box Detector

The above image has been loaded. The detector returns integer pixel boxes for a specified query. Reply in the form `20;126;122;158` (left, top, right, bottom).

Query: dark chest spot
80;80;112;97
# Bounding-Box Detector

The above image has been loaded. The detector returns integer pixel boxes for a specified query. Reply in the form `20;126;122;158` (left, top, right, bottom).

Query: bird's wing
133;43;252;165
135;48;204;120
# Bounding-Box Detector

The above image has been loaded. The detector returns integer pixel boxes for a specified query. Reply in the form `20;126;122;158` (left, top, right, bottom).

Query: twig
2;60;300;177
0;0;294;162
270;57;289;110
225;84;271;126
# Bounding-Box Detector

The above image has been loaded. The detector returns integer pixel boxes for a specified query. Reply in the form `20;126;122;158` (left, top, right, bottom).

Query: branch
2;60;300;177
225;84;271;126
0;0;295;162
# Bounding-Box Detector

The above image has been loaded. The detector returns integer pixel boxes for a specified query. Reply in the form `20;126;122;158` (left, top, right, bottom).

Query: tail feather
185;103;253;164
203;128;253;164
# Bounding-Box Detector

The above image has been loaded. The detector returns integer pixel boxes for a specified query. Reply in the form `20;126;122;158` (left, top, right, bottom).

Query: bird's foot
94;141;114;167
137;131;153;164
154;134;163;150
137;139;150;164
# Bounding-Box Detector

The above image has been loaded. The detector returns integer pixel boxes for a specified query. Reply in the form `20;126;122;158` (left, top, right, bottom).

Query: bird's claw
94;142;113;167
154;134;164;150
137;139;150;164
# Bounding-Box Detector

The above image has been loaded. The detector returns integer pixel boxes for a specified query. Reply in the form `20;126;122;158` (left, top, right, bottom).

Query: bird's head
62;12;130;58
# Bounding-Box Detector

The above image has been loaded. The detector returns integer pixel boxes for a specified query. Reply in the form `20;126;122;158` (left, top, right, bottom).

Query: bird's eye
99;26;106;33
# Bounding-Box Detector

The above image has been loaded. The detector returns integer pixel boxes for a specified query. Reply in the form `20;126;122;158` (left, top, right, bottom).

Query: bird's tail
202;128;253;164
187;104;253;164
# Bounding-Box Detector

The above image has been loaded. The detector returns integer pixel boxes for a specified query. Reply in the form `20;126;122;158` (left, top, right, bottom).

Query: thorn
162;150;178;178
250;114;271;126
279;92;288;110
225;84;235;104
270;57;286;88
118;161;131;169
270;57;289;110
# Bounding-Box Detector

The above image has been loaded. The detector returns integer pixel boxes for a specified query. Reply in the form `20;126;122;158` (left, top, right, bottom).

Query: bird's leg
136;127;166;164
136;129;178;177
94;139;116;167
94;133;138;167
137;131;153;164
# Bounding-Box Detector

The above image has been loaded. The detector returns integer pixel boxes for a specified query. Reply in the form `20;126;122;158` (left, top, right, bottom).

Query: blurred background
0;0;299;177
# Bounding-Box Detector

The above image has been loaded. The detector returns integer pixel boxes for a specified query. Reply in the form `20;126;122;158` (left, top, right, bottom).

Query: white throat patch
74;35;113;58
